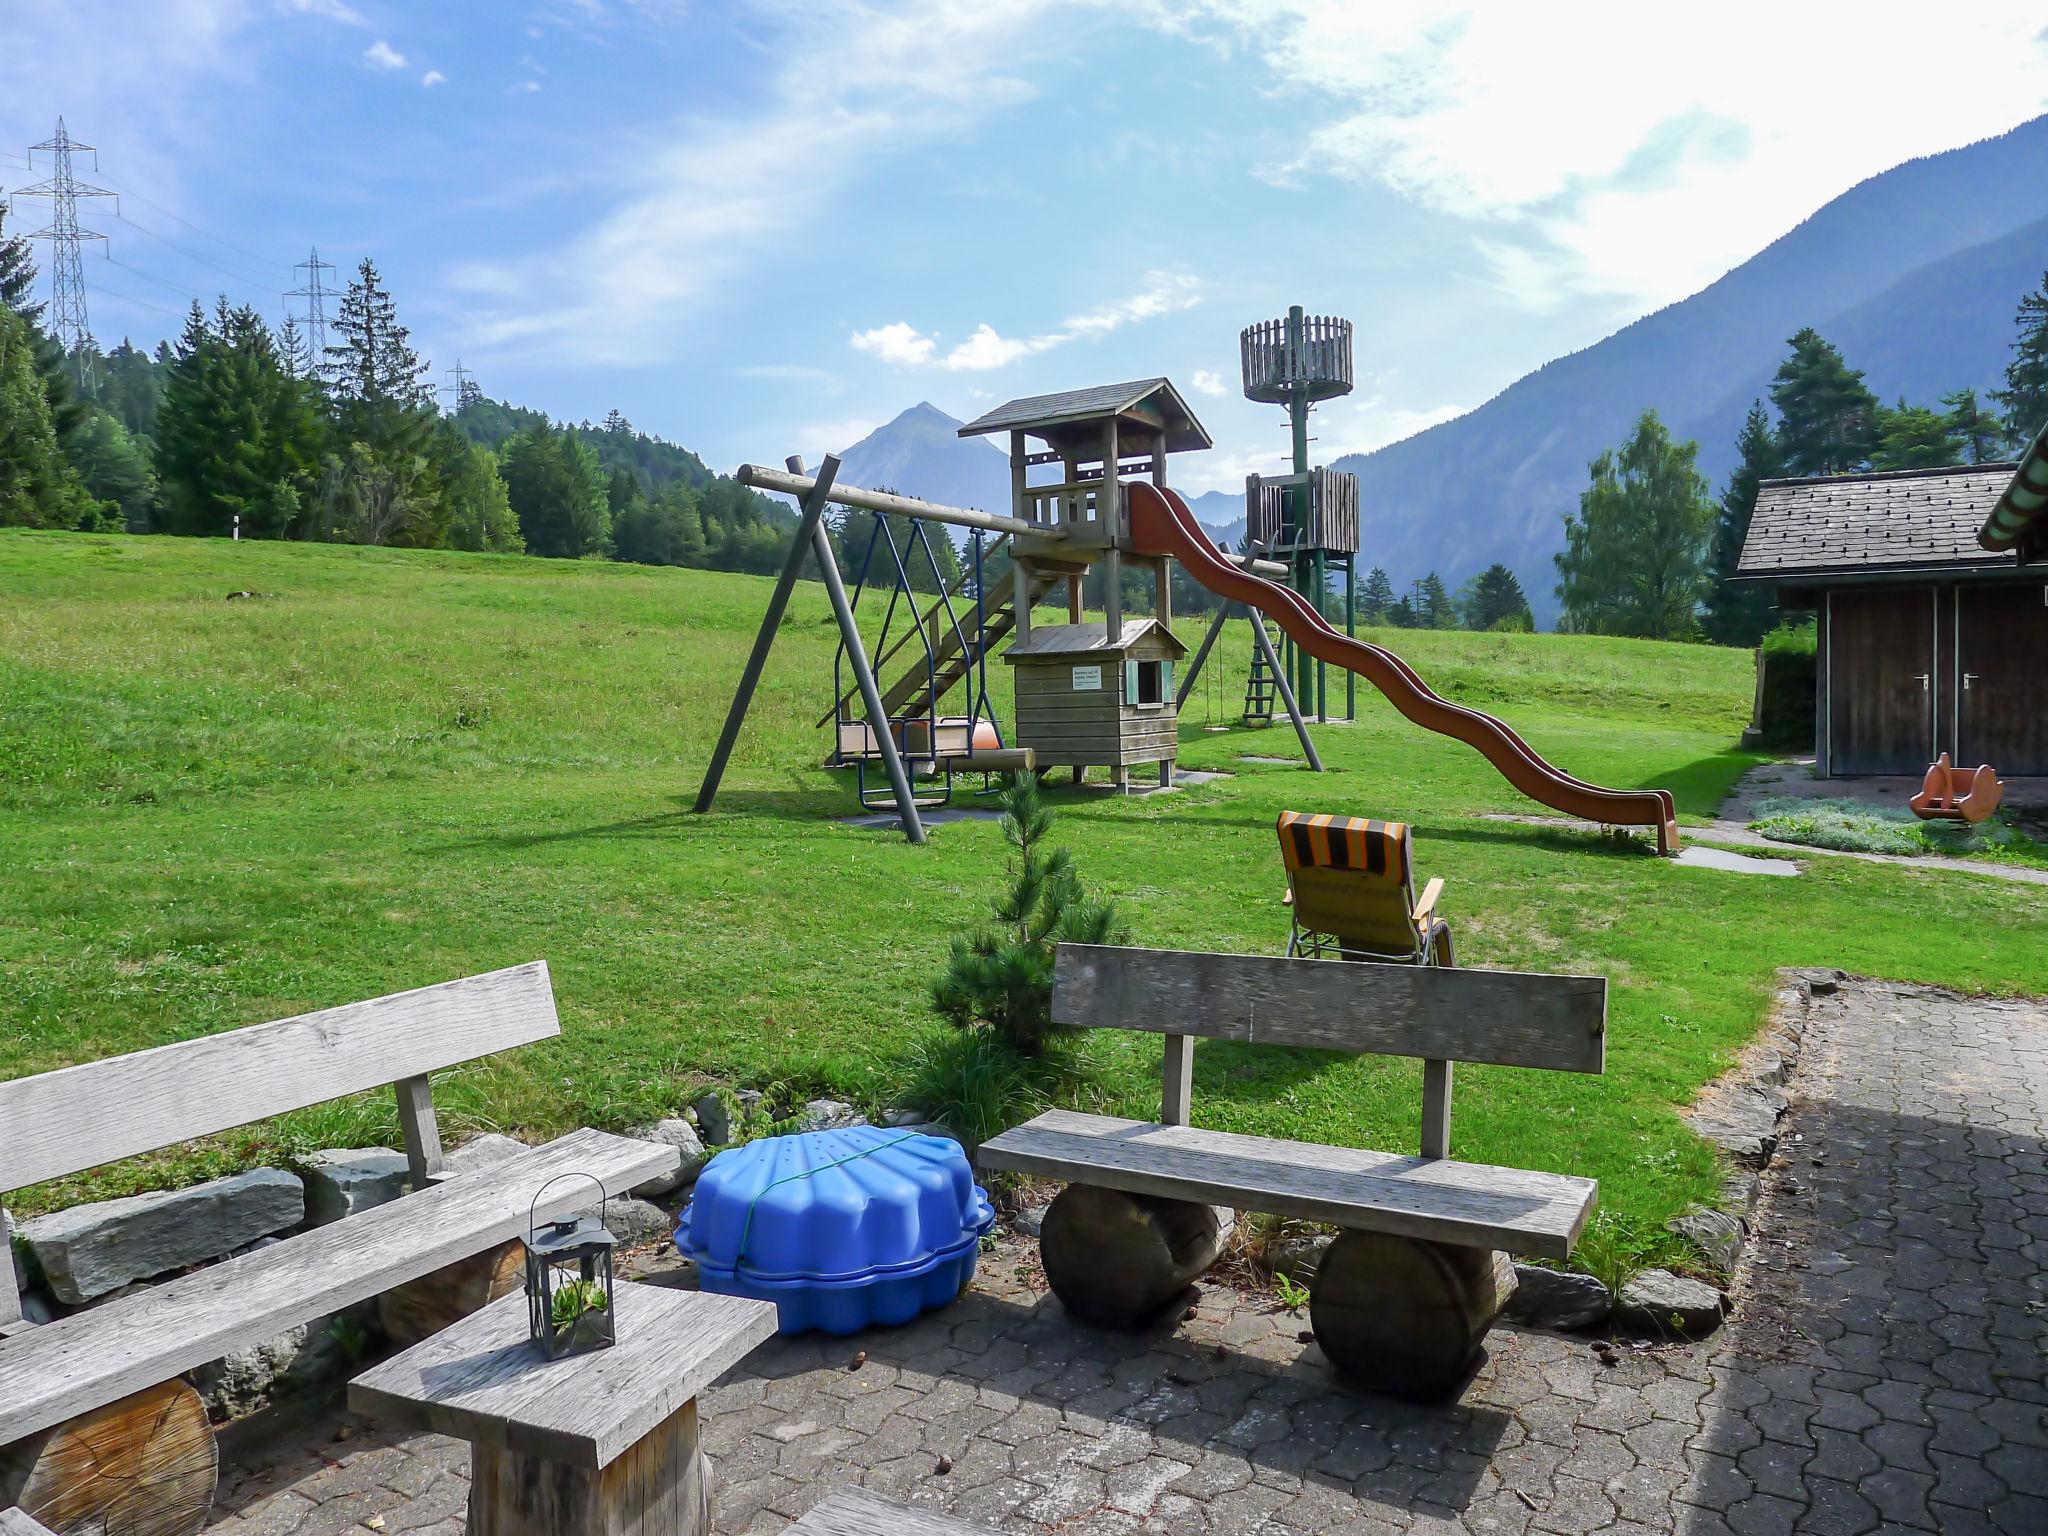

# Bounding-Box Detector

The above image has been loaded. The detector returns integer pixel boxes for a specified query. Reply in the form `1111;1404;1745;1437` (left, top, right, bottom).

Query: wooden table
348;1281;776;1536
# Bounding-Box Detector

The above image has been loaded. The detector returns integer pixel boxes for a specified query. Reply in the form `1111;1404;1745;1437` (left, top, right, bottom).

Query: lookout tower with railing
1241;305;1362;721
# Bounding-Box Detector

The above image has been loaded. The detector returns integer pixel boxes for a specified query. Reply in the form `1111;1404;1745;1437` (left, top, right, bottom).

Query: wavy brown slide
1127;481;1680;855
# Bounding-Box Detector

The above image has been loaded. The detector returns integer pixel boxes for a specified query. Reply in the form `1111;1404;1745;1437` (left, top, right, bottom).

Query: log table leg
0;1381;218;1536
466;1399;709;1536
1308;1231;1517;1401
1040;1185;1223;1328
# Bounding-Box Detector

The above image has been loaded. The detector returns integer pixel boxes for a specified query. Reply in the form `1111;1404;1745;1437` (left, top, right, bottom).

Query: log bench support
467;1399;708;1536
979;944;1607;1401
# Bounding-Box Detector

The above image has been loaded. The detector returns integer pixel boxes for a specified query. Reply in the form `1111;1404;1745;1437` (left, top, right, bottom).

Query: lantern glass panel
523;1208;618;1360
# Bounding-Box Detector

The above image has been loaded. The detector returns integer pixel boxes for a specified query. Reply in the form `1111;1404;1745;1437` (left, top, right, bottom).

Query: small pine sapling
931;773;1124;1055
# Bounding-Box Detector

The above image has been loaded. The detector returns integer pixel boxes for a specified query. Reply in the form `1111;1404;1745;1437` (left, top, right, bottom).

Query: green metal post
1313;545;1327;721
1344;555;1356;719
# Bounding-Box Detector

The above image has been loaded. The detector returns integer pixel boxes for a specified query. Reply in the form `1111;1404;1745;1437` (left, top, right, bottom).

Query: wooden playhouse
1003;618;1187;787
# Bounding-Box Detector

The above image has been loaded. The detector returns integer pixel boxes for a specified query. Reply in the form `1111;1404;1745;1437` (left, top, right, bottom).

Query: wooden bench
978;944;1607;1400
0;962;679;1536
789;1489;997;1535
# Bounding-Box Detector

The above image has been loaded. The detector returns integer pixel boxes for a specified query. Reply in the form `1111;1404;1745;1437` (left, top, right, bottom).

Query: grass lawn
5;530;2045;1282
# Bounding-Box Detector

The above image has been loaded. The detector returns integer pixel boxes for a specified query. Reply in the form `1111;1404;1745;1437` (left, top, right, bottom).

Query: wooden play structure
696;361;1679;851
978;943;1607;1400
1910;753;2004;823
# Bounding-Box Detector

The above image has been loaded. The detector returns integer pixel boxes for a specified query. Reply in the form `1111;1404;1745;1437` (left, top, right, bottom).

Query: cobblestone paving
209;980;2047;1536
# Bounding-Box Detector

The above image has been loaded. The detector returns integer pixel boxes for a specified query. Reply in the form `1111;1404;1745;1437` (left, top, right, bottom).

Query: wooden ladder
1243;619;1283;725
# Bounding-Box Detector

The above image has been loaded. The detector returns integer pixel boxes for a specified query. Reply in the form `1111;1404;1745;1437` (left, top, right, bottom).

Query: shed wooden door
1828;588;1933;774
1958;582;2048;774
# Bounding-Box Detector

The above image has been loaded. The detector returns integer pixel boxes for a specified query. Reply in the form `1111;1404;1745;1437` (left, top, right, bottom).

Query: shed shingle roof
1736;464;2021;579
1001;618;1187;659
957;379;1212;452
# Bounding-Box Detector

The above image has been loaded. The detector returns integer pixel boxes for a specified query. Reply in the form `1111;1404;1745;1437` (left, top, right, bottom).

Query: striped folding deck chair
1276;811;1454;966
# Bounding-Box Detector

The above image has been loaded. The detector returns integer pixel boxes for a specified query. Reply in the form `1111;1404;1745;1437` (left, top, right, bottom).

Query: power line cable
91;174;290;272
106;254;206;302
114;210;284;291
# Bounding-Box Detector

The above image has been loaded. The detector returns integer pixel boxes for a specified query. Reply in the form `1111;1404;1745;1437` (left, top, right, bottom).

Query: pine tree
0;306;92;528
1769;328;1879;476
70;410;153;530
1417;572;1455;629
435;424;520;552
1991;269;2048;450
1358;566;1395;624
1872;399;1956;471
327;258;434;458
930;773;1123;1056
601;408;630;435
0;200;85;452
1458;563;1533;631
500;419;609;557
1556;409;1715;639
1702;400;1785;647
1941;388;2004;465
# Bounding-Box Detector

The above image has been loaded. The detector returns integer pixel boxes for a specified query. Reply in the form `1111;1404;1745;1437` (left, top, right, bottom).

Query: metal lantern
522;1173;619;1360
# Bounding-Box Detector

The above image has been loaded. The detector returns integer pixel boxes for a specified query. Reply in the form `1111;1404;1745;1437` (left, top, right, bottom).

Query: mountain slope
833;402;1010;513
1332;114;2048;622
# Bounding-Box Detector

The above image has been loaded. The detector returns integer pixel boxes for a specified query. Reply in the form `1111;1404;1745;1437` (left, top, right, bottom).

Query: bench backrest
0;961;559;1193
1051;943;1605;1157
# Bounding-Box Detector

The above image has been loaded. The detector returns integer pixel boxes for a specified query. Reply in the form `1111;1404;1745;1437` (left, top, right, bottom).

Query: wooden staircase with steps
1243;618;1284;725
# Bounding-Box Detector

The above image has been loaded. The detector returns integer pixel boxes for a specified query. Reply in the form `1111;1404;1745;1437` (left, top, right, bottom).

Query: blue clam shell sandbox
673;1126;995;1335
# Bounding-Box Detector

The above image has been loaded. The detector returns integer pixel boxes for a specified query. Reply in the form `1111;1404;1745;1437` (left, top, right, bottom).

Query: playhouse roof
1736;464;2022;582
1002;618;1188;660
958;379;1212;454
1980;417;2048;562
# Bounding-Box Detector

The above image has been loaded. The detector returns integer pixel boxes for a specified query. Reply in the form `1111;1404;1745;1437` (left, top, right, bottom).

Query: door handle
1963;672;1980;691
1914;673;1930;690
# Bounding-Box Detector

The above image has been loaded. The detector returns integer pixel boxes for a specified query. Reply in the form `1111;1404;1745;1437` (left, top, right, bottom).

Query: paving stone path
208;980;2046;1536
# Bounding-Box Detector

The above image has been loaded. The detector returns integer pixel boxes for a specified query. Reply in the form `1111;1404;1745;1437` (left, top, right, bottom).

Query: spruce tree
1941;388;2004;465
1872;400;1956;471
0;200;85;452
1769;328;1879;475
1556;409;1715;639
500;419;609;557
327;258;434;458
1460;563;1533;630
0;306;92;528
1991;269;2048;450
1702;401;1785;647
1417;572;1455;628
1358;566;1395;623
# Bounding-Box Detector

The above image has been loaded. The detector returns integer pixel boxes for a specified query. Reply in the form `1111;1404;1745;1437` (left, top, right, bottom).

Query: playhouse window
1126;658;1170;708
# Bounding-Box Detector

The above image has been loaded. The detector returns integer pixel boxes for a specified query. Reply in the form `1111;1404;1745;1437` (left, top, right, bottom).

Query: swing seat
1909;754;2003;824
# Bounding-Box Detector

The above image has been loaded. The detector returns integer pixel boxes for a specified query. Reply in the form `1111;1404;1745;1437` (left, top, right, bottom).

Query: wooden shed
1736;464;2048;776
1002;619;1188;786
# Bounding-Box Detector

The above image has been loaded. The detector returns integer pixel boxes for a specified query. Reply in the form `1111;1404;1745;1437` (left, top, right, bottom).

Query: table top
347;1280;777;1469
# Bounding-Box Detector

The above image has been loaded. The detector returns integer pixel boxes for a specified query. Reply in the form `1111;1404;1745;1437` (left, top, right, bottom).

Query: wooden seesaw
1909;753;2003;824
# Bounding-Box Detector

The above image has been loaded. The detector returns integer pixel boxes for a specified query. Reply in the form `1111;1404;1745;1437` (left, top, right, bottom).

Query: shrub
930;773;1124;1055
1755;620;1815;750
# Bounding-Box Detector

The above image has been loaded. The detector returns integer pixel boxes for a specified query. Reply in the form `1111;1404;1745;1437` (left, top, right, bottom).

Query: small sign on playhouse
1071;664;1102;691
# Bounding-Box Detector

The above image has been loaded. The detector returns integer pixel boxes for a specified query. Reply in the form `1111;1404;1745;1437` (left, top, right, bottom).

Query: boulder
1669;1205;1745;1277
190;1314;359;1419
1502;1264;1613;1332
301;1148;411;1226
442;1133;530;1175
627;1120;707;1198
1265;1232;1333;1286
882;1109;931;1129
602;1197;675;1248
692;1092;735;1146
794;1099;867;1133
1686;1085;1786;1161
21;1168;305;1304
1615;1268;1726;1338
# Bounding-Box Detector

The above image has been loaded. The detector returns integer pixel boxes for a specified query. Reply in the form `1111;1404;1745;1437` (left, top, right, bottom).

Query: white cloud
1190;369;1227;396
362;38;405;69
792;417;884;458
454;0;1071;363
735;363;846;397
850;272;1201;374
1168;1;2048;307
285;0;365;23
850;322;936;368
421;69;446;87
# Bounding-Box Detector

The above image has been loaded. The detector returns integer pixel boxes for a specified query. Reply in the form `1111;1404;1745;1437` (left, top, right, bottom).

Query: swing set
828;510;1010;811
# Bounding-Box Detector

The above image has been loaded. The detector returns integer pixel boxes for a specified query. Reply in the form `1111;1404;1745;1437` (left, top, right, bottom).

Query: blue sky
6;1;2048;493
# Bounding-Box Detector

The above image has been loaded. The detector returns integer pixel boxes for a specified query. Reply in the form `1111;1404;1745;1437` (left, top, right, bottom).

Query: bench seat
0;1127;675;1446
978;1108;1597;1261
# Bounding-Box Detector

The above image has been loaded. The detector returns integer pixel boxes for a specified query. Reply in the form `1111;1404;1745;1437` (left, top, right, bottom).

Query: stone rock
190;1314;357;1420
1265;1232;1332;1285
1009;1200;1053;1238
1721;1169;1760;1212
1615;1268;1726;1337
1669;1204;1745;1276
627;1120;707;1198
1686;1085;1786;1161
442;1133;529;1175
22;1168;305;1304
602;1197;675;1248
794;1099;867;1133
1502;1264;1613;1331
693;1092;734;1146
301;1147;411;1226
883;1109;931;1129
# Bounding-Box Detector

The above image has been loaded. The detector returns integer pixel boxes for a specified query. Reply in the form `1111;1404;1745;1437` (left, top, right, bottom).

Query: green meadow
5;530;2043;1279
